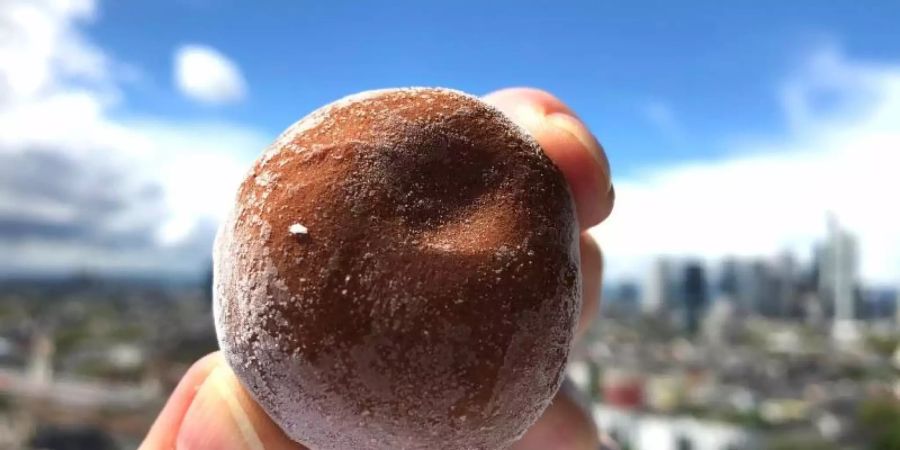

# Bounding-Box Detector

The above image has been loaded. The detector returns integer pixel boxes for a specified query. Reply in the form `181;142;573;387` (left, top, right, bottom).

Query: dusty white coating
212;87;578;450
218;86;542;365
259;87;543;166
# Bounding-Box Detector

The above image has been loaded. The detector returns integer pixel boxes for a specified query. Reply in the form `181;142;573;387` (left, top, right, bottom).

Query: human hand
139;88;615;450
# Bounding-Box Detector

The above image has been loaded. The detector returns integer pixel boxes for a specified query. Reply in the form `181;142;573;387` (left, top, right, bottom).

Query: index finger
484;88;614;229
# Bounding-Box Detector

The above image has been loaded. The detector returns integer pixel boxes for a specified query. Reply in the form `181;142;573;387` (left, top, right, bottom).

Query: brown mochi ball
213;87;581;450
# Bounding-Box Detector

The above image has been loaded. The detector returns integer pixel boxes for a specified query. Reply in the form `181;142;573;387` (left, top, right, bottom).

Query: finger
511;382;599;450
576;232;603;341
140;353;307;450
140;352;220;450
484;88;614;228
176;356;308;450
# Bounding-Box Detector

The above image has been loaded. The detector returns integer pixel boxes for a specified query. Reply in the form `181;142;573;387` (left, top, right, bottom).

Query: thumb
140;352;307;450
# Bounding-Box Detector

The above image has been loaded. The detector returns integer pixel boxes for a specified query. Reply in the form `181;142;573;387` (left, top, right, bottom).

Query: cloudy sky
1;0;898;285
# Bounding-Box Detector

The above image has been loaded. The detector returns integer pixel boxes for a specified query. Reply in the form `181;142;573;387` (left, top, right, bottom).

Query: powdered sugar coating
213;88;579;450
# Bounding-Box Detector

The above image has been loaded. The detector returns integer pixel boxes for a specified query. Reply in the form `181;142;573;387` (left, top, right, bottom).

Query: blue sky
1;0;899;283
89;0;900;175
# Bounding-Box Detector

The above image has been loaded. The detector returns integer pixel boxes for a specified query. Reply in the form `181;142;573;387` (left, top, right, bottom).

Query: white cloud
174;44;247;104
121;120;266;245
593;46;900;285
0;0;111;102
0;0;268;276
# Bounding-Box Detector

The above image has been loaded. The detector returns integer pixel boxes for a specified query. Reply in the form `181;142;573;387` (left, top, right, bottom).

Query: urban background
2;1;900;449
577;216;900;450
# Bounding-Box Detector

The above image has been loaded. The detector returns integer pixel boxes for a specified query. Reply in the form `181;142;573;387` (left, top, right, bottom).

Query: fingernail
545;112;613;192
510;103;550;132
176;367;266;450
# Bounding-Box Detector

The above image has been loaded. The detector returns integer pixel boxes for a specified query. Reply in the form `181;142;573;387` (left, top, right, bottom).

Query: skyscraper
750;261;774;317
895;286;900;329
718;258;739;300
719;258;764;315
819;215;859;342
772;251;799;318
682;261;708;335
643;257;672;315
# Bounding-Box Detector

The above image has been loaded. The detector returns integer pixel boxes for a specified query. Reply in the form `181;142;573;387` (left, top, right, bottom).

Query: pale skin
140;88;616;450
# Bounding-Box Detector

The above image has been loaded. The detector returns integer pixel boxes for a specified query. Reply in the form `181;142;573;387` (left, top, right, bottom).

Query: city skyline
604;215;900;335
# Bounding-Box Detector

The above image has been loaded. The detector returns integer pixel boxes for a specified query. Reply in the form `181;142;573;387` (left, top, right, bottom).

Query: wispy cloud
641;100;686;144
174;44;247;105
594;45;900;285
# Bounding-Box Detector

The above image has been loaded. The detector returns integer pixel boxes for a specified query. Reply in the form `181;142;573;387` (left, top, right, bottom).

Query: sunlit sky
1;0;899;284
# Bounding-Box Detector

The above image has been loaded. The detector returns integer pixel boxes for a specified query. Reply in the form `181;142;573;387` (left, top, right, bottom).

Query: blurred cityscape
573;216;900;450
0;218;899;449
0;275;216;449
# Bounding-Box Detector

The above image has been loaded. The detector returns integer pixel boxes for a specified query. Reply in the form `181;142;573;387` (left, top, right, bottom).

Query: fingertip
175;361;308;450
483;88;614;229
141;352;306;450
140;353;221;450
511;385;599;450
483;87;580;116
